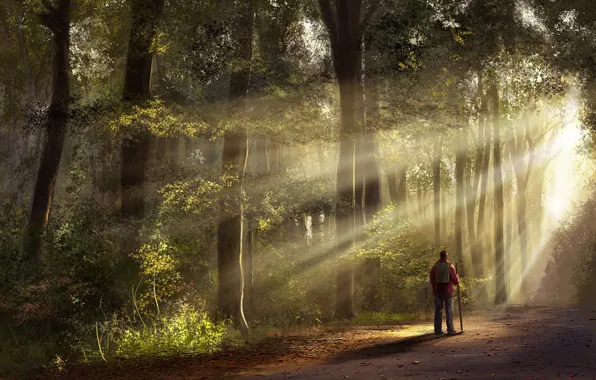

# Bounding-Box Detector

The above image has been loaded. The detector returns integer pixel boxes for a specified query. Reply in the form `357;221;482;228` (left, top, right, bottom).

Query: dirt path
41;306;596;379
242;306;596;380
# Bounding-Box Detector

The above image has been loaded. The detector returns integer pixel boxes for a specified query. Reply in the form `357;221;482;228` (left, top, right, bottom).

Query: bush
98;302;227;358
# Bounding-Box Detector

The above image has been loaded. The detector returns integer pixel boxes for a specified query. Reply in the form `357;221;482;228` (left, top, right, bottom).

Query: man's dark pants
434;295;455;334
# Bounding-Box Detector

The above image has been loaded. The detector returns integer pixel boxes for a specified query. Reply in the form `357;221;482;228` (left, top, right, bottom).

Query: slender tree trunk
168;137;179;165
335;137;355;319
433;136;442;246
470;119;484;276
490;77;506;305
397;164;407;210
442;182;447;242
455;129;465;271
217;4;254;334
476;97;491;277
23;0;71;263
463;127;476;273
511;122;536;300
362;51;381;312
504;152;514;298
243;227;253;313
156;137;166;161
417;178;423;218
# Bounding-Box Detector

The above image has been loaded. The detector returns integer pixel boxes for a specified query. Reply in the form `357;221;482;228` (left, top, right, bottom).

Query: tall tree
455;128;465;270
433;134;442;245
318;0;379;319
476;79;491;275
120;0;166;219
23;0;71;263
468;72;486;276
490;75;506;305
216;2;254;333
362;48;382;312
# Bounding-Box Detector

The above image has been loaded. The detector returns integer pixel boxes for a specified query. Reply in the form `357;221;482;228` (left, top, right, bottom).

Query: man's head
439;250;448;260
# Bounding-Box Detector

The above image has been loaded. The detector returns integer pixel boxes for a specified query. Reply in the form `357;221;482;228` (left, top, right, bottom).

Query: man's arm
450;264;459;286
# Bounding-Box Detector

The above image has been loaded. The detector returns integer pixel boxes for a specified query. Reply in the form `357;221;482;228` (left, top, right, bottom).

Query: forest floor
32;306;596;380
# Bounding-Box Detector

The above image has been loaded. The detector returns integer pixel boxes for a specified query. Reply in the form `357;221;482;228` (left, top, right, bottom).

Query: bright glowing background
544;97;584;223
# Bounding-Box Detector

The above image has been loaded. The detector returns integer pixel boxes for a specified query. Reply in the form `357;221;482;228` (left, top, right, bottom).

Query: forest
1;0;596;376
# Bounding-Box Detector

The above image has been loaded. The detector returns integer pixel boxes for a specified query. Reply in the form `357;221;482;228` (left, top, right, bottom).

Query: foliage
97;303;227;359
537;196;596;306
2;0;596;375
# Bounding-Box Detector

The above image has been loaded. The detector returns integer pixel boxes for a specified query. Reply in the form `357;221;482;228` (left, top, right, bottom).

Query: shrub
98;302;227;358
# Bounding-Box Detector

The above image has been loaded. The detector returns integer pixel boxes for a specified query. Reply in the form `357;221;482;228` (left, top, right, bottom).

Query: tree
455;127;465;272
120;0;166;220
490;74;506;305
216;2;254;334
318;0;379;319
361;48;382;312
433;134;442;245
467;71;486;277
23;0;71;264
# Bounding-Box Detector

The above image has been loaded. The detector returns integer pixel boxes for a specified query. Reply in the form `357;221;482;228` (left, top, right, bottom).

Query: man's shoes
447;330;458;335
435;331;445;335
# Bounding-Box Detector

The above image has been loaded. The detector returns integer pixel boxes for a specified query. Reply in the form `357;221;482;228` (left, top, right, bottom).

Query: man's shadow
326;333;455;364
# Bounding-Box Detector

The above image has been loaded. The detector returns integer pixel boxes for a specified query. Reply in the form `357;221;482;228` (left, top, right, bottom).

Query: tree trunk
470;120;484;276
23;0;71;263
335;137;356;319
319;0;373;320
417;178;423;218
386;165;398;204
476;94;491;277
442;182;447;243
397;164;407;211
490;77;506;305
120;0;165;219
455;129;465;272
362;49;381;312
433;136;442;246
243;226;253;313
465;128;477;274
168;137;179;165
156;137;166;161
217;4;254;334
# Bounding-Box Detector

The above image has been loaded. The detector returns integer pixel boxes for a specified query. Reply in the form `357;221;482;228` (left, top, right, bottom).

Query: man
429;250;460;335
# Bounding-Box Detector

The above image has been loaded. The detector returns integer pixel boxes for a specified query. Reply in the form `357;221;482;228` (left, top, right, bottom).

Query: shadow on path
326;332;454;364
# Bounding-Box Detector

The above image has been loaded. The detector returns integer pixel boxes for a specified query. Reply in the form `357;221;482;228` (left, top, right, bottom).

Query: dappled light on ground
38;307;596;379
